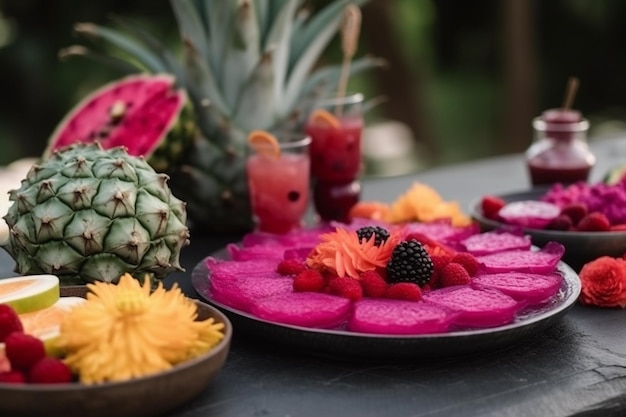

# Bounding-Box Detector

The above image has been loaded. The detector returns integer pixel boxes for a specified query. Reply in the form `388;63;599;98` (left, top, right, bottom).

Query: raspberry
28;357;73;384
450;252;479;277
481;195;506;220
439;262;471;287
293;270;326;293
560;203;588;226
577;212;611;232
356;226;390;246
277;259;307;276
359;270;388;298
386;240;434;286
0;370;26;384
0;304;23;343
546;214;573;231
385;282;422;301
4;332;46;372
327;276;363;301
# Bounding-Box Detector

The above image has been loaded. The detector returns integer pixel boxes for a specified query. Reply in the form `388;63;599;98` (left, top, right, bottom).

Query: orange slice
309;109;341;128
248;130;280;159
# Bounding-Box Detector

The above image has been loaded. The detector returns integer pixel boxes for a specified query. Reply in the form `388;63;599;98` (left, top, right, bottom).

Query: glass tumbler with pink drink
246;131;311;234
305;92;364;223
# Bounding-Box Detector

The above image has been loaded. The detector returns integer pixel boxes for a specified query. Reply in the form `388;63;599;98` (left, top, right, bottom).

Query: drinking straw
335;4;362;117
562;76;580;110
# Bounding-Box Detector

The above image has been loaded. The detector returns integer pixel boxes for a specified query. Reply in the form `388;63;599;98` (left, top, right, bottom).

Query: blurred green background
1;0;626;174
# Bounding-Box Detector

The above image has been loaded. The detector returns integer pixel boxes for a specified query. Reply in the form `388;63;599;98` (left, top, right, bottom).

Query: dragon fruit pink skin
44;74;186;158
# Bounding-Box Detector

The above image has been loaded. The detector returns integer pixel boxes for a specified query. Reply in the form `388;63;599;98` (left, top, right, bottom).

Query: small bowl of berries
470;182;626;271
0;275;232;417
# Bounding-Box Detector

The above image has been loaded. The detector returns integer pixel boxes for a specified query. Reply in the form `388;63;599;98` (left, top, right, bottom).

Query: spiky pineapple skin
2;143;190;285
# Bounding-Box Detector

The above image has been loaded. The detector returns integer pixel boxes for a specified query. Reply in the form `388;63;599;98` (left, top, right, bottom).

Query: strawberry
385;282;422;301
560;202;588;226
481;195;506;220
359;270;388;298
276;259;307;276
28;357;73;384
0;370;26;384
0;304;23;343
326;277;363;301
439;262;471;287
4;332;46;372
450;252;479;277
577;212;611;232
293;270;326;293
546;214;573;231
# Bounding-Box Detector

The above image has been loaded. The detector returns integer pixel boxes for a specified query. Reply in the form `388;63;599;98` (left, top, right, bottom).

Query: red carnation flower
579;256;626;308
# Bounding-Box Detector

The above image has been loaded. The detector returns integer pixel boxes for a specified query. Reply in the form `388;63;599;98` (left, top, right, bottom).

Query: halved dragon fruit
423;286;526;327
471;272;563;304
347;299;458;335
476;241;565;274
460;230;532;255
44;74;186;158
250;292;351;329
497;200;561;229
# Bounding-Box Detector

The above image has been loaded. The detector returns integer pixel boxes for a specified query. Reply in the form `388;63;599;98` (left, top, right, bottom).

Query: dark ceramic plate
469;188;626;271
0;286;232;417
191;251;581;360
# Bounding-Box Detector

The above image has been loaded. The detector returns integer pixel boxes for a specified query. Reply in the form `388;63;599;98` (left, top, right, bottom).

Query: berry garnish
386;240;434;286
481;195;506;220
560;202;588;226
577;212;611;232
0;304;23;343
360;270;388;298
356;226;390;247
385;282;422;301
4;332;46;372
0;370;26;384
277;259;307;276
450;252;479;277
546;214;574;231
439;263;472;287
28;357;73;384
293;270;326;293
327;276;363;301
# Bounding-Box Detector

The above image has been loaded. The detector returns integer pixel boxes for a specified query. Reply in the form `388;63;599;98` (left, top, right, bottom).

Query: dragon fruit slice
471;272;563;304
347;299;458;335
44;74;185;158
476;241;565;274
497;200;561;229
205;257;282;281
209;274;293;313
250;292;351;329
460;230;532;255
423;286;526;328
226;243;286;262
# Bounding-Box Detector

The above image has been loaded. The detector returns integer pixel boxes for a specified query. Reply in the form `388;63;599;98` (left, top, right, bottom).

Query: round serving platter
191;248;581;360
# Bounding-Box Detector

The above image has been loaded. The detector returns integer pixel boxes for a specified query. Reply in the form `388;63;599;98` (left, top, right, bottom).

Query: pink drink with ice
247;152;310;234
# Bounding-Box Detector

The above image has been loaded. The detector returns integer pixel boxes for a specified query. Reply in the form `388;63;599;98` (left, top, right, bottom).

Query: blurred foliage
0;0;626;170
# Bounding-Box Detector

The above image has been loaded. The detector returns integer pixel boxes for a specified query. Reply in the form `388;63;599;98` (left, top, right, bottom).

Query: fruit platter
471;182;626;271
192;218;581;360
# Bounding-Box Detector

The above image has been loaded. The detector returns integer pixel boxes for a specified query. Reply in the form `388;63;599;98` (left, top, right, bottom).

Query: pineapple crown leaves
59;0;384;142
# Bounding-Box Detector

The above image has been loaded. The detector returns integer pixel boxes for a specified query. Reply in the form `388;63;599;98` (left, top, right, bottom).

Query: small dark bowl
0;286;232;417
470;188;626;272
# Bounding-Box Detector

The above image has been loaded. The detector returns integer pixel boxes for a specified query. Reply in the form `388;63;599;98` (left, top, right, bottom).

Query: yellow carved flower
57;274;224;384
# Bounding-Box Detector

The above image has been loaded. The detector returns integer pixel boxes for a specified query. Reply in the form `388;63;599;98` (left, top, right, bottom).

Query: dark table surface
3;135;626;417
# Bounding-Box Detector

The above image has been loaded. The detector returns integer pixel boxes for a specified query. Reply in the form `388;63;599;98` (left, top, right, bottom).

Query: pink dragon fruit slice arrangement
201;220;570;336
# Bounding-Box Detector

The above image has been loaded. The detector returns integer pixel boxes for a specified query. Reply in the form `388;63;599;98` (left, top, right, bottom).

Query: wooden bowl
0;286;232;417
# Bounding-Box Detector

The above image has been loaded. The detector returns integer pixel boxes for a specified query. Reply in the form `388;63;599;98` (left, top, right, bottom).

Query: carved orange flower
306;227;402;278
579;256;626;308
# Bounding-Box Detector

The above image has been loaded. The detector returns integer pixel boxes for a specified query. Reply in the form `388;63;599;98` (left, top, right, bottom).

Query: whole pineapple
59;0;381;234
2;143;190;285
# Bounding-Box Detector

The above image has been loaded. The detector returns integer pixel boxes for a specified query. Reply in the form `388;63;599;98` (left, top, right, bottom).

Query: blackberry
386;239;434;286
356;226;390;247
